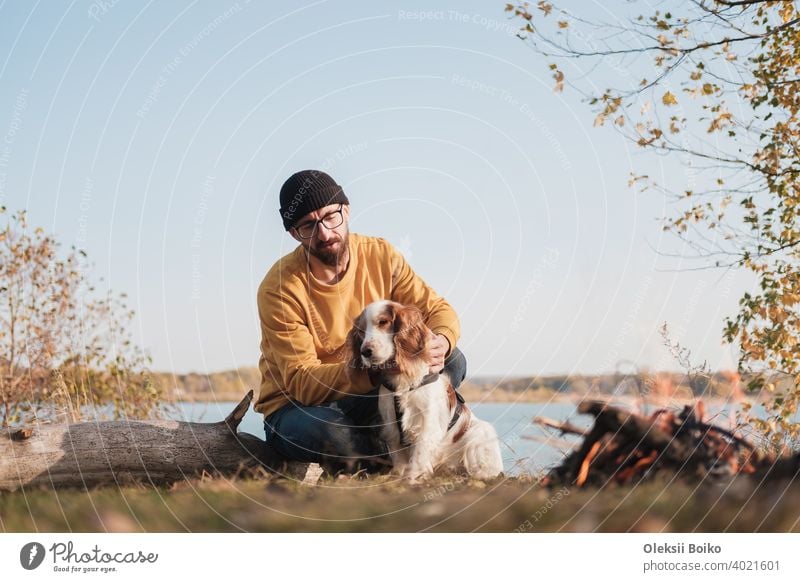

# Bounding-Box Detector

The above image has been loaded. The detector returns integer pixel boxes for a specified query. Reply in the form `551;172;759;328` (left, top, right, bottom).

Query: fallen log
0;391;315;491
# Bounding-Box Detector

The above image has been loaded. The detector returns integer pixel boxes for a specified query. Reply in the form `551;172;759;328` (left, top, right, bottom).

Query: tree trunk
0;391;313;490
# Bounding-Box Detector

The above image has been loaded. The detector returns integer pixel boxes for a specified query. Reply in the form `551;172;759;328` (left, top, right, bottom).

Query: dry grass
2;472;799;533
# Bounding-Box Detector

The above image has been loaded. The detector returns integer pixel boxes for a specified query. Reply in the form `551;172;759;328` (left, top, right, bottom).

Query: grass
2;472;799;532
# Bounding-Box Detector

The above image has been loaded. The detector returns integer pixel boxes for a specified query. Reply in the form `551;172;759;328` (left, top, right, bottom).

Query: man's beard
308;229;349;267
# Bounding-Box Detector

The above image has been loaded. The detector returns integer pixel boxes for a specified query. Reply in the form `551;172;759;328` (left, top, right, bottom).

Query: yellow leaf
537;1;552;16
780;3;794;23
782;293;800;306
662;91;678;106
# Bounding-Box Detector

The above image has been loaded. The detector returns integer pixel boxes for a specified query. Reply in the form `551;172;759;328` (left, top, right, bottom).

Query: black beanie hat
279;170;350;230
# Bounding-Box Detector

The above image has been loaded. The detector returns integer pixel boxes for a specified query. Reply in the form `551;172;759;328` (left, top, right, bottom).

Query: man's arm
387;243;460;356
258;287;374;406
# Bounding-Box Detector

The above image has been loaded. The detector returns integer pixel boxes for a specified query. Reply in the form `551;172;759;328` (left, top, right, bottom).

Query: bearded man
255;169;466;473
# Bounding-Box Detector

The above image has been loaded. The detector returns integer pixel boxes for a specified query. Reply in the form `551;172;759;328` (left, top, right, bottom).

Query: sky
0;0;755;377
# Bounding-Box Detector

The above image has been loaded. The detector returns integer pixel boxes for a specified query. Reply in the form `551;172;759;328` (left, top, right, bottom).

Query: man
255;169;466;473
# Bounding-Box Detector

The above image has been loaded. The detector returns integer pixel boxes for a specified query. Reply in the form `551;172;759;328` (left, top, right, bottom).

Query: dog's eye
378;319;389;326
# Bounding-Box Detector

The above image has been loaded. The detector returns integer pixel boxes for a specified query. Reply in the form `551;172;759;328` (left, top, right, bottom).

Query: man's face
290;203;350;267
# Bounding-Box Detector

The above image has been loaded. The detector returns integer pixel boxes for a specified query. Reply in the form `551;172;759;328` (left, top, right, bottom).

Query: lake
169;400;753;475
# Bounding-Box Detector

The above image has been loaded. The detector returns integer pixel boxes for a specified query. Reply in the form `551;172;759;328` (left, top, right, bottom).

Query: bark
0;391;309;490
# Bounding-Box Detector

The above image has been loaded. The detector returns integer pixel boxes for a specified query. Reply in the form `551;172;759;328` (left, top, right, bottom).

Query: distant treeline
151;368;262;401
151;368;771;403
463;371;749;399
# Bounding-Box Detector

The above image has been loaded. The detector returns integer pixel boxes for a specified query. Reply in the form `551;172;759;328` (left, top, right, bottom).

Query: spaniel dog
347;300;503;481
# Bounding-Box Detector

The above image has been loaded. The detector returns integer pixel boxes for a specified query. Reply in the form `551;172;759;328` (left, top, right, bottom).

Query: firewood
541;399;798;489
533;416;589;437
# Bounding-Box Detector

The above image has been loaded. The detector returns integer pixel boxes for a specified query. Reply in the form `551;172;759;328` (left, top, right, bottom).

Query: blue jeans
263;347;467;474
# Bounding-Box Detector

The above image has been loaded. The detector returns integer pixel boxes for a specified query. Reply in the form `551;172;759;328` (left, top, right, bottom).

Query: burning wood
536;400;800;488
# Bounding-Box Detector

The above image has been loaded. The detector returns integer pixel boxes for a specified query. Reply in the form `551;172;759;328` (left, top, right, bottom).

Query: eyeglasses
294;204;345;239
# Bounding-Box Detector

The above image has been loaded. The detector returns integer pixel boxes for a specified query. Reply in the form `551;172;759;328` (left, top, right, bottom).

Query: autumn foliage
0;208;161;426
507;1;800;448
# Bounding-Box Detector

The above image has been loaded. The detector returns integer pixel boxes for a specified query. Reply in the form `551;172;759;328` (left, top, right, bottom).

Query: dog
347;300;503;481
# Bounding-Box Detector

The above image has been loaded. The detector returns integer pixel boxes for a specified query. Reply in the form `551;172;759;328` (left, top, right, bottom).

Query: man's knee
266;405;347;455
264;403;385;471
445;346;467;389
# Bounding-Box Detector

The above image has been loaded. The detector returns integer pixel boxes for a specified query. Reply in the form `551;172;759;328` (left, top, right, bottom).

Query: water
27;396;786;475
79;399;765;475
169;400;593;475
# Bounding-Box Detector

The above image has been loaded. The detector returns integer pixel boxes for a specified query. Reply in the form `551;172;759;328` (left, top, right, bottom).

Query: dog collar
381;371;440;393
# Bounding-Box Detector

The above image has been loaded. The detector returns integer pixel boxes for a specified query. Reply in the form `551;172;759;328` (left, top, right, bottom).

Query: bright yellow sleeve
387;242;461;355
258;287;374;406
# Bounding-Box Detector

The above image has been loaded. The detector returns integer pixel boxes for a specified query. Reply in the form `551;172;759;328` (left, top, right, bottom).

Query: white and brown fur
347;300;503;481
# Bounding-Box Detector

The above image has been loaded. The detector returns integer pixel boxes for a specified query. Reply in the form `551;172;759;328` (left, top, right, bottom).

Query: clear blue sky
0;0;752;377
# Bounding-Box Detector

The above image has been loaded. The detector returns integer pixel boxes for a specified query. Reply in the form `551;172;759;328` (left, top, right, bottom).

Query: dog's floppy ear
393;304;428;375
346;312;367;370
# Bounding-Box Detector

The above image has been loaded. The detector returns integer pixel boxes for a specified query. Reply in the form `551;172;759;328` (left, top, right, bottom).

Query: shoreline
170;389;756;408
154;368;758;407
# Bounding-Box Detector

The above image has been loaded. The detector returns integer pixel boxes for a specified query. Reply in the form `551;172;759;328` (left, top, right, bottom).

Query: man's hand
427;332;450;375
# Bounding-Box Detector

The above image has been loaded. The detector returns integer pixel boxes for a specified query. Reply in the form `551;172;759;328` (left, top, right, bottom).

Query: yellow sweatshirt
254;233;460;417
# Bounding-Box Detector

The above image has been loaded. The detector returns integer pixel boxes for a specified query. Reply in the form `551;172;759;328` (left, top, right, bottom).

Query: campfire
535;401;799;488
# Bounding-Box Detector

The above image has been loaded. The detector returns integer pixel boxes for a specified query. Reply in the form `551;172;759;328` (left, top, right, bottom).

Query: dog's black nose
361;347;372;358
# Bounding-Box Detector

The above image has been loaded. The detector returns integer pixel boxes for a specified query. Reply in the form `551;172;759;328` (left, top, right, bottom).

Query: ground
2;473;799;532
